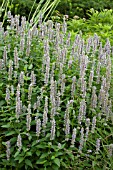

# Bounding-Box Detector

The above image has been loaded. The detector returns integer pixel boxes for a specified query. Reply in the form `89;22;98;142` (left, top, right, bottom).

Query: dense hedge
56;0;113;18
1;0;113;20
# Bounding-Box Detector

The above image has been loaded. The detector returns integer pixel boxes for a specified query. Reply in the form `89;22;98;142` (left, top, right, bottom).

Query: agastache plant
17;134;22;152
6;141;10;161
1;11;113;169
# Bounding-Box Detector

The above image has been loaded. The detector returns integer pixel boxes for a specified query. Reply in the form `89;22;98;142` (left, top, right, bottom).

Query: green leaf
14;151;20;158
40;153;49;159
36;159;47;164
5;131;16;136
25;159;33;168
54;158;60;167
55;152;63;157
57;131;60;137
36;144;47;149
36;151;41;156
51;155;55;160
61;162;67;168
19;157;24;163
1;124;10;128
28;64;33;69
0;100;5;107
26;151;32;156
52;164;59;170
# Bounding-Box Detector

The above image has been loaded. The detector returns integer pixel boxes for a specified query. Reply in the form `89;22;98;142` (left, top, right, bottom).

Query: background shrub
56;0;113;18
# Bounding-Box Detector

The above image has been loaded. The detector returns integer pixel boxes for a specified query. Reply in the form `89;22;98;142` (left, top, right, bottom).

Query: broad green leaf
5;131;16;136
40;153;49;159
0;100;5;107
52;164;59;170
54;158;60;167
28;64;33;69
61;162;67;168
36;144;47;149
55;152;63;157
25;159;33;168
36;151;41;156
26;151;32;156
1;124;10;128
51;156;55;160
14;151;20;158
36;159;47;164
19;157;24;163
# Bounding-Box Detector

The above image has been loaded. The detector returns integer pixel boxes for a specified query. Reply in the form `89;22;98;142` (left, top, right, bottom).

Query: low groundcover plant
0;11;113;170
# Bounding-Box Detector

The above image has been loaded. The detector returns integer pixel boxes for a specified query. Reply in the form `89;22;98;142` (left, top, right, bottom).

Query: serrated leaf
54;158;60;167
25;159;33;168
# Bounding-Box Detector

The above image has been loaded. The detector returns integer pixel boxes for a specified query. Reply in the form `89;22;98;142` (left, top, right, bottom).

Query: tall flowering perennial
78;99;86;124
14;47;19;69
56;91;61;111
79;127;84;153
61;74;66;96
5;85;10;104
42;96;48;134
6;141;10;160
89;69;94;88
91;116;96;133
8;60;13;81
0;59;3;70
28;83;33;101
71;128;77;147
91;86;97;109
1;11;113;168
85;118;90;141
36;118;41;138
95;138;101;154
26;103;32;131
31;71;36;86
50;118;56;140
96;61;101;84
3;46;7;66
107;144;113;157
11;85;14;96
17;134;22;152
19;71;24;86
26;30;32;56
64;101;70;141
71;76;76;99
16;84;21;120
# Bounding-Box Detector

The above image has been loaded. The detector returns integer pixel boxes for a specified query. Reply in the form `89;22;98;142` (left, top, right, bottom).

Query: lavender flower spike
17;134;22;152
6;140;10;160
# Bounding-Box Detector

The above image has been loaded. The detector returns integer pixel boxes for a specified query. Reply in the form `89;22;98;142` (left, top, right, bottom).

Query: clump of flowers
0;11;113;169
